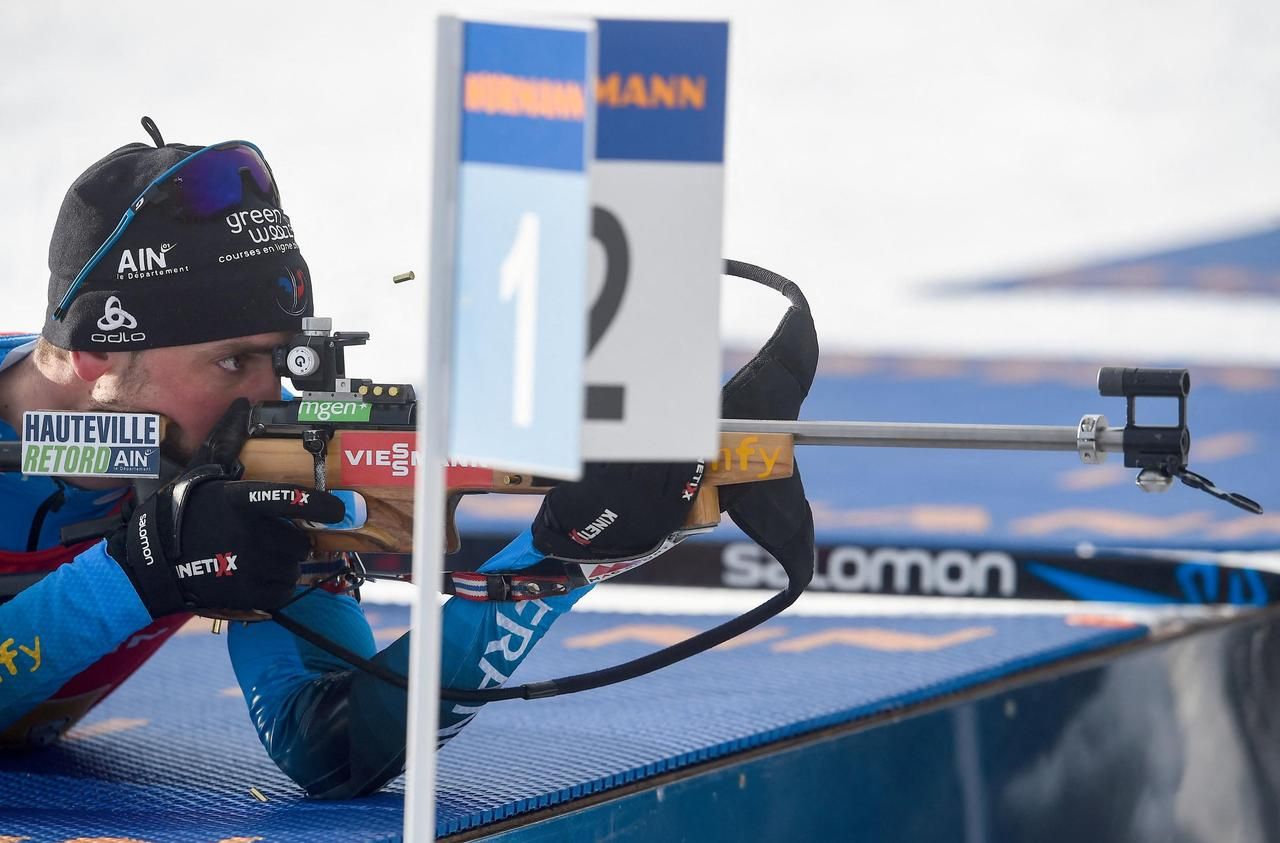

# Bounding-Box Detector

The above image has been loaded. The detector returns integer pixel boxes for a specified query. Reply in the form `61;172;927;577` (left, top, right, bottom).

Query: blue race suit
0;333;590;797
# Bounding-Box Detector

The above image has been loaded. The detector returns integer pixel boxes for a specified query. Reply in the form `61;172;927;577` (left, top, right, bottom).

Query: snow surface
3;0;1278;373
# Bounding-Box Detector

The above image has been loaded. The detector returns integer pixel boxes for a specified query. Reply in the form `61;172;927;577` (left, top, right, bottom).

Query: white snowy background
2;0;1277;376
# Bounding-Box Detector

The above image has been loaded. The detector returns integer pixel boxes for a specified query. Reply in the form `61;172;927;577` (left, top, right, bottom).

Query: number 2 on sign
500;213;539;428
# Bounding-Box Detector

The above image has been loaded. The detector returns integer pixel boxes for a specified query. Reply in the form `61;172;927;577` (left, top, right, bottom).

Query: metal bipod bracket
1097;366;1189;475
1098;367;1260;512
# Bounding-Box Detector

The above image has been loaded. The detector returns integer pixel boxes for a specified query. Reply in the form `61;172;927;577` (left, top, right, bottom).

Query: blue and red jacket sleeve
0;541;152;730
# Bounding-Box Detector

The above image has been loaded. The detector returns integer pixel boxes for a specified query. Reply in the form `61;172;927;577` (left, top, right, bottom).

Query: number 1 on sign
500;213;539;428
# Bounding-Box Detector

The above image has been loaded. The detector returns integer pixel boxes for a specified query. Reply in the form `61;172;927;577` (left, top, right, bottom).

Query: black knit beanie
43;118;313;350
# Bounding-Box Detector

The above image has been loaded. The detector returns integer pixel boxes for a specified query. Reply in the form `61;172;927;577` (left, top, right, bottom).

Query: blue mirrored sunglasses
52;140;279;321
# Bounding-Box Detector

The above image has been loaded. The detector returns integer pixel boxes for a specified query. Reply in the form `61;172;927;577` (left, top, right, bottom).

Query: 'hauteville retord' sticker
21;411;161;479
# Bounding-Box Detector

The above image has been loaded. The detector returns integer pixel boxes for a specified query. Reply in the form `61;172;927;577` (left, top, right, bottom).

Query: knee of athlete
236;630;410;799
306;633;411;799
253;669;362;797
250;666;408;799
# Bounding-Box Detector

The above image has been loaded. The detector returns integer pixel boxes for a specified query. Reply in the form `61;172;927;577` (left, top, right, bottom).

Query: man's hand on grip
106;399;344;618
531;461;703;560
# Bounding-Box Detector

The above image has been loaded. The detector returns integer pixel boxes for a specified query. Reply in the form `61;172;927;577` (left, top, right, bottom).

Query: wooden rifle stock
237;431;794;554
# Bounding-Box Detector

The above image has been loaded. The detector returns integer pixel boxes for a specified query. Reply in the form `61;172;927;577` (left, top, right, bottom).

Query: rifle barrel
720;419;1125;453
0;418;1127;472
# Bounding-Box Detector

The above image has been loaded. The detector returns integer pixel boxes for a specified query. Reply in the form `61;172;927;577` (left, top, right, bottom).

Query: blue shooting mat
0;604;1144;840
453;353;1280;552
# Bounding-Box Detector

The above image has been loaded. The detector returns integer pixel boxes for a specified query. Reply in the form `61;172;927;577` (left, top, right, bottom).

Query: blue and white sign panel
446;20;594;479
583;20;728;460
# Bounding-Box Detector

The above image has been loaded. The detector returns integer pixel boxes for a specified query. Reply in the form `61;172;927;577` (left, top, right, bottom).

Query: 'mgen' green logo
298;400;372;423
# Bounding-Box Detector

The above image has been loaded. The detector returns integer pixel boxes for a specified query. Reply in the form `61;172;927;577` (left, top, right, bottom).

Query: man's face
89;331;289;461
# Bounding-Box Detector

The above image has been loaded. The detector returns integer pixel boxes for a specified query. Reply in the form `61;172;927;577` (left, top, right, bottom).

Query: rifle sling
269;259;820;703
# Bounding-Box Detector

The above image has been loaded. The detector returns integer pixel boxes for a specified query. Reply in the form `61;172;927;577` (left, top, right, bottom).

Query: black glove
530;461;703;560
107;399;344;618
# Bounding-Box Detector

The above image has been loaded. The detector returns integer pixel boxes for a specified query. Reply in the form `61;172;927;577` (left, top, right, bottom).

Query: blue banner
460;22;590;172
596;20;728;163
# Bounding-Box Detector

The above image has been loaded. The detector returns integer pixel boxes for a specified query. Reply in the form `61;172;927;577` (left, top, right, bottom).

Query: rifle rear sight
272;317;415;404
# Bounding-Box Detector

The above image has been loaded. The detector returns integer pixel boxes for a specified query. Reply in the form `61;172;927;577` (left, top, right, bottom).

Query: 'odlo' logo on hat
91;296;146;345
96;296;137;331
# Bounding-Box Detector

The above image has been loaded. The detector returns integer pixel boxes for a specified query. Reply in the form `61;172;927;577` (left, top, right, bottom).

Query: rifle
242;318;1260;571
0;262;1261;701
232;259;1266;706
239;371;1263;583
